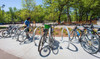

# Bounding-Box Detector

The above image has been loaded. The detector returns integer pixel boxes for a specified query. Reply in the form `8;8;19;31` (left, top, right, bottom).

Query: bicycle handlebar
82;24;94;29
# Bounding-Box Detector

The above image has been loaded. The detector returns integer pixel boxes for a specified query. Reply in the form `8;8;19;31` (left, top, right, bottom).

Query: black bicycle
70;24;100;54
38;23;57;53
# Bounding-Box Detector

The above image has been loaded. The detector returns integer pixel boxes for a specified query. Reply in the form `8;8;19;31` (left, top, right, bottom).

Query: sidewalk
0;37;100;59
0;49;20;59
0;23;100;29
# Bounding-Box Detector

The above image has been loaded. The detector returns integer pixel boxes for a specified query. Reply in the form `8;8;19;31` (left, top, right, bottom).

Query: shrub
68;28;72;31
55;32;59;35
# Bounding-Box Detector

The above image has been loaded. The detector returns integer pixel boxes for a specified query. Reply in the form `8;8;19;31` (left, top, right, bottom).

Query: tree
22;0;36;11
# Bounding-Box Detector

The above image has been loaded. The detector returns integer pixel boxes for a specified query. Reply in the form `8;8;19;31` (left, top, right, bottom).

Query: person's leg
26;32;30;38
26;28;30;39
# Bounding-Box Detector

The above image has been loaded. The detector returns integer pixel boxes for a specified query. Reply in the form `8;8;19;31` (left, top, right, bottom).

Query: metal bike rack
32;26;42;45
61;26;71;49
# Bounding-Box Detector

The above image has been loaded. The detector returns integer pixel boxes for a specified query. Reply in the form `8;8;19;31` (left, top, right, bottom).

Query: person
24;17;31;40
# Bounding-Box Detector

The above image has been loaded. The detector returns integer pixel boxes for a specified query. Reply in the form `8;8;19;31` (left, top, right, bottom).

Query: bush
68;28;72;31
55;32;59;35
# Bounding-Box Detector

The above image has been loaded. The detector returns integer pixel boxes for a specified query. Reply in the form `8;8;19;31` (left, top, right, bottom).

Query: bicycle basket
44;24;50;29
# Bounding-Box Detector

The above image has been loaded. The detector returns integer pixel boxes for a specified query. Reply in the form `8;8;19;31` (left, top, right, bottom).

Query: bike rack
61;26;71;49
32;26;42;45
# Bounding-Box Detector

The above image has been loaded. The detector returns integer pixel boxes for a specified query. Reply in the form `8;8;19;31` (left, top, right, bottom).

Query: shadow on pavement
19;36;40;45
90;50;100;58
51;40;60;55
39;40;60;57
62;41;78;52
0;36;2;39
90;54;100;59
67;43;78;52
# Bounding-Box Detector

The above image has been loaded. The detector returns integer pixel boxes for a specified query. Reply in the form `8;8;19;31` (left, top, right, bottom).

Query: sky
0;0;43;11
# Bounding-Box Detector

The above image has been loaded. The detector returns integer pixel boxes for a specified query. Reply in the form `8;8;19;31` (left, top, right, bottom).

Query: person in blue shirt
24;17;30;28
24;17;31;39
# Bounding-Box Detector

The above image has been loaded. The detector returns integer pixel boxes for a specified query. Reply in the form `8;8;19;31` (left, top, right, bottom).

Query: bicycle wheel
38;35;45;52
14;29;21;40
2;30;9;38
11;29;17;39
17;31;27;42
39;45;51;57
80;34;100;54
0;30;2;38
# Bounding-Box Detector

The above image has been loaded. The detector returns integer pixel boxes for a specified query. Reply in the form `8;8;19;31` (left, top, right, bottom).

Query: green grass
0;27;7;29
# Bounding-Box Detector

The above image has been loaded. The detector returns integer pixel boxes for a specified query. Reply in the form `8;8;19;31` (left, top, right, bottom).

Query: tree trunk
86;12;88;21
67;6;71;23
58;6;64;24
79;9;83;22
75;8;78;21
58;12;61;24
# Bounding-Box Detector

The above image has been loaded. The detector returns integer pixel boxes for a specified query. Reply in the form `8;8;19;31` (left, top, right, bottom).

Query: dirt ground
28;27;72;37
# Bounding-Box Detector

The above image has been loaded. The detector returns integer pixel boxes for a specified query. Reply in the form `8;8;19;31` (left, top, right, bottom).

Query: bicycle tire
80;34;100;54
17;31;27;42
2;30;9;38
39;45;51;57
38;35;45;52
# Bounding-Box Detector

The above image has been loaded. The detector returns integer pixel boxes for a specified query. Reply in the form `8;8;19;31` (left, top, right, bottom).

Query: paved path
0;23;100;28
0;37;100;59
0;49;20;59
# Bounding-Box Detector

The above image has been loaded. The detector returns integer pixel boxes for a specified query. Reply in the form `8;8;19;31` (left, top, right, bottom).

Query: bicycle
70;24;100;54
38;23;57;53
11;25;22;40
0;30;3;38
18;26;42;46
16;26;32;42
1;25;17;38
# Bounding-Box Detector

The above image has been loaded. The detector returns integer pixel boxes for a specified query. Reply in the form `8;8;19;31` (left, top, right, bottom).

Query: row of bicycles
0;25;41;44
0;23;100;56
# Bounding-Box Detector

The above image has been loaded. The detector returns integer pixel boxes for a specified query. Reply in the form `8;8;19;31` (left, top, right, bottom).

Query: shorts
25;28;29;32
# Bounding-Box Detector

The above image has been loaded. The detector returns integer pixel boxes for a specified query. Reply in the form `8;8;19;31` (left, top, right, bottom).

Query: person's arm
23;20;27;27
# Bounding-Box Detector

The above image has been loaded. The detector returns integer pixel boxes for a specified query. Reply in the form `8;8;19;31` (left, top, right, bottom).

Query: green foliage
0;0;100;23
22;0;36;10
68;28;72;31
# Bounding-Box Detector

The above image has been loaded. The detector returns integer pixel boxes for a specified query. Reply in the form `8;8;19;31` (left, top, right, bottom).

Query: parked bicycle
38;23;57;54
70;24;100;54
18;26;42;45
1;25;19;38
